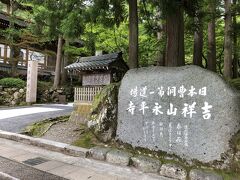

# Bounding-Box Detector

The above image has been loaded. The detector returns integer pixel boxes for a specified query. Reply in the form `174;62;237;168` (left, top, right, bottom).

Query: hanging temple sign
117;65;240;163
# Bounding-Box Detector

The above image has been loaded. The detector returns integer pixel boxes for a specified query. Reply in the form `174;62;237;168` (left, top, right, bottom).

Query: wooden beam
25;47;29;67
3;45;7;63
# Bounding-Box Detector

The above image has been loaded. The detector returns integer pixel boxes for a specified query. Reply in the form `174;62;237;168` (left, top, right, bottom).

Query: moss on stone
205;168;239;180
89;83;120;142
72;130;95;149
91;82;120;114
72;124;103;149
22;116;69;137
231;130;240;151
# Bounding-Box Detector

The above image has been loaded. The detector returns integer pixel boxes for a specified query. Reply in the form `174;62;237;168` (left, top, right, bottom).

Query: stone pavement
0;156;66;180
0;138;173;180
0;103;73;133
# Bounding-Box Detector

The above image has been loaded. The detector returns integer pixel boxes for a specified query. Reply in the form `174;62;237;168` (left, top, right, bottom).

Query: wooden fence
74;86;103;103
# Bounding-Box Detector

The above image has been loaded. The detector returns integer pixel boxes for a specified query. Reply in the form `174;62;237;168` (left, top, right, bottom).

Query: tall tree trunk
165;5;185;67
61;39;69;85
128;0;138;69
53;36;63;88
156;10;166;66
223;0;233;79
11;47;20;77
232;0;238;78
193;14;203;67
207;1;216;72
156;32;166;66
8;0;14;76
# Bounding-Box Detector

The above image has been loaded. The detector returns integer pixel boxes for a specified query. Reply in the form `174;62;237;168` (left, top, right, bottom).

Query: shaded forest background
0;0;240;87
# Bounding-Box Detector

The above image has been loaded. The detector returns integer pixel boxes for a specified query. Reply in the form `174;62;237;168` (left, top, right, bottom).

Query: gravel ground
41;120;83;144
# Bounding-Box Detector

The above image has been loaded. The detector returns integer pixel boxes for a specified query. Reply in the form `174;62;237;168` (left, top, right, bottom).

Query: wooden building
0;43;56;76
0;2;57;77
65;52;128;104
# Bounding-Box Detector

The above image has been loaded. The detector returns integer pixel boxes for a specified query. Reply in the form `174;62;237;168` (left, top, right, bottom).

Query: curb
86;147;226;180
0;172;20;180
0;131;226;180
0;130;88;157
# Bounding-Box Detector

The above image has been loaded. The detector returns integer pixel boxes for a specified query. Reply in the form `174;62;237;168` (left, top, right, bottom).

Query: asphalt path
0;156;66;180
0;103;73;133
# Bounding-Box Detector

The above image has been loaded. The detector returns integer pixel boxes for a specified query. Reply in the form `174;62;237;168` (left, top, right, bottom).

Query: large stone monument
26;60;38;103
117;65;240;163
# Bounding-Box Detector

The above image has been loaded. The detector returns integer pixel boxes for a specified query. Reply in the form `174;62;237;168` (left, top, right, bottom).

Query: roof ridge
65;52;122;71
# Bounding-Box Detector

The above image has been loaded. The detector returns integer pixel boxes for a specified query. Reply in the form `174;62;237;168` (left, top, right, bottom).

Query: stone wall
0;85;74;106
0;86;26;106
87;146;239;180
37;87;73;103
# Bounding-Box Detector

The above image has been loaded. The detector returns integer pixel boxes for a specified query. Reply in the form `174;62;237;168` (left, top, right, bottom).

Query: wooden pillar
44;55;47;69
3;45;7;64
26;47;29;67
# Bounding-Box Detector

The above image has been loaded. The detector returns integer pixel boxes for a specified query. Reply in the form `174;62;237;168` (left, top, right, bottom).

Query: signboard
82;73;111;86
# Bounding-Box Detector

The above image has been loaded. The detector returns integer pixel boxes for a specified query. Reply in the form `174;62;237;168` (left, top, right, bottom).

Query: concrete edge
0;130;88;158
0;131;226;180
86;147;227;180
0;172;20;180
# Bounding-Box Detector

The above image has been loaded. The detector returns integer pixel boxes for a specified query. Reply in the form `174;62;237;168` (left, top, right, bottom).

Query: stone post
26;60;38;103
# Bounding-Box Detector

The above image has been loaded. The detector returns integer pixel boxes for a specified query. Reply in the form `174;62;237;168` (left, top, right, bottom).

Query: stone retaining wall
37;87;74;103
0;86;26;106
0;86;73;106
87;147;238;180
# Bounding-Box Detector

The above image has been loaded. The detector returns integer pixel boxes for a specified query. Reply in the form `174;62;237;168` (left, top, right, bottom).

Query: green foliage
0;78;26;88
80;22;160;67
27;0;87;40
63;44;91;57
229;78;240;90
0;71;11;79
36;81;52;102
139;25;160;66
1;24;23;46
72;130;95;148
92;83;119;113
0;2;5;11
1;0;238;76
37;81;52;91
91;0;126;27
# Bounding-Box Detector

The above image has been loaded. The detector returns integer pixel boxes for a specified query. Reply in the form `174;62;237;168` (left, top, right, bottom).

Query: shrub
37;81;53;102
0;78;26;88
37;81;52;92
229;78;240;90
0;71;11;79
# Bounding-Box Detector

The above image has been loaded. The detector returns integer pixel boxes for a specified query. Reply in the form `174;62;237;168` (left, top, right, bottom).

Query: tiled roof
0;12;28;28
65;52;121;71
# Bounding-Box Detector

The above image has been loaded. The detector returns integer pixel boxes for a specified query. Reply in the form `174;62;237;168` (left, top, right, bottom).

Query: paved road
0;156;66;180
0;103;73;133
0;138;172;180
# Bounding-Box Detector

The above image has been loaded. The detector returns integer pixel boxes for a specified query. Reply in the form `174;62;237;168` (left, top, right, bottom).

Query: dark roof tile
65;52;121;71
